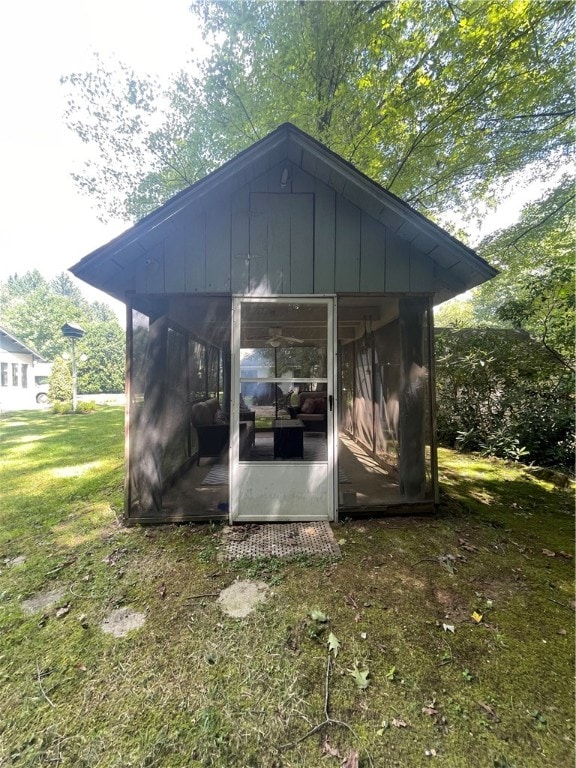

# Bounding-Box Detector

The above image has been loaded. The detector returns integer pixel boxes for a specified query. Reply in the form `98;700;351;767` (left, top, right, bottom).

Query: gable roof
70;123;496;302
0;326;47;362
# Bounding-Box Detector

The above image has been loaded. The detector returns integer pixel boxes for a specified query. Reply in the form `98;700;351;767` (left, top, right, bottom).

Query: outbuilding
70;123;496;524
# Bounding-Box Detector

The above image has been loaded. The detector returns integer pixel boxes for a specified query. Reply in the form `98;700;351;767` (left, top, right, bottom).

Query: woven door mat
219;522;341;561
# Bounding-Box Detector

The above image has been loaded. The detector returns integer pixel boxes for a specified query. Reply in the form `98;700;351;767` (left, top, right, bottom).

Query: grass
0;407;574;767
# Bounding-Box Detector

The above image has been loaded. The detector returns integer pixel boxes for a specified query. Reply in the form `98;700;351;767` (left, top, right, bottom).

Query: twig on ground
35;661;55;708
185;592;220;600
280;653;374;767
411;557;442;567
547;597;574;612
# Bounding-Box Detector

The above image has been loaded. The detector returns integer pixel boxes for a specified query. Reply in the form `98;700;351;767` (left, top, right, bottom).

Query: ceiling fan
265;327;304;347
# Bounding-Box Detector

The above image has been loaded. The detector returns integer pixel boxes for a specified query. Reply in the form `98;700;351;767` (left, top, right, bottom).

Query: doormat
219;522;341;560
202;464;350;485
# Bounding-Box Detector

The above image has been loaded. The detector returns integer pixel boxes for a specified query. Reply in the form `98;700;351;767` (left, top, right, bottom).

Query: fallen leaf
55;603;71;619
340;749;359;768
422;705;439;717
442;623;455;633
327;632;341;658
557;628;567;636
321;735;341;758
458;538;479;553
391;717;409;728
348;662;370;689
345;593;359;610
542;549;556;557
558;551;573;560
478;701;499;721
425;748;438;757
471;611;483;624
310;609;328;623
159;584;167;599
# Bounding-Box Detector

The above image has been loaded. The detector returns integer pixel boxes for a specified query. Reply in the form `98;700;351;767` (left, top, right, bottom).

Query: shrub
435;328;574;471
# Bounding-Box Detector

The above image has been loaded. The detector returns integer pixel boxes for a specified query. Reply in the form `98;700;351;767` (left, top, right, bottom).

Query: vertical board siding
290;195;314;293
248;194;269;293
267;194;291;293
360;212;386;292
409;245;435;291
163;227;186;293
385;229;410;292
184;214;206;292
133;152;436;299
205;199;231;292
313;181;336;293
335;196;361;292
291;164;316;194
231;188;250;293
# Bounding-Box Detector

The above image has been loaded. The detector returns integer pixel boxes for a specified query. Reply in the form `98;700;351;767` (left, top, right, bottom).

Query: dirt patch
21;587;68;615
217;580;268;618
5;555;26;567
101;607;146;637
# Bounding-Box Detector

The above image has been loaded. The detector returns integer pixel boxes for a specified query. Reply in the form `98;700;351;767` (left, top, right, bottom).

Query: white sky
0;0;548;316
0;0;199;313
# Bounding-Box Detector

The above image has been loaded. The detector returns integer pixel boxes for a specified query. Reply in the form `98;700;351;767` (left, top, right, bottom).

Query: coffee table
273;419;304;459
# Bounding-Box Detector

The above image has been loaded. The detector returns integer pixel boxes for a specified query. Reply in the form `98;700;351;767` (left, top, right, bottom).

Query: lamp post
61;323;85;412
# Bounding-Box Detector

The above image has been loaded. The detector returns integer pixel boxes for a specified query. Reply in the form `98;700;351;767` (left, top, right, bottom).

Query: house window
1;363;7;387
21;364;28;388
12;363;19;387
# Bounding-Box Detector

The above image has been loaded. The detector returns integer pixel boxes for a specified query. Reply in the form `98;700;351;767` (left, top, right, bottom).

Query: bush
435;328;574;471
49;357;72;402
52;400;98;415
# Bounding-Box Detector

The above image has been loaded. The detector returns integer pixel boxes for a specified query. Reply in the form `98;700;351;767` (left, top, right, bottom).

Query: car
34;375;50;404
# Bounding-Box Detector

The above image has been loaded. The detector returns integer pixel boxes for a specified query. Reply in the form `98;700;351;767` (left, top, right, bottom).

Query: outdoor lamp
61;323;85;412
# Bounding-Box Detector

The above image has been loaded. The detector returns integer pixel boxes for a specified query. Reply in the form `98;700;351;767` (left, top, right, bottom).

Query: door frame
229;295;338;523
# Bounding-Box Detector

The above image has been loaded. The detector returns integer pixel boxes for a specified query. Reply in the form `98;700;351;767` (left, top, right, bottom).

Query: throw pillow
300;398;315;414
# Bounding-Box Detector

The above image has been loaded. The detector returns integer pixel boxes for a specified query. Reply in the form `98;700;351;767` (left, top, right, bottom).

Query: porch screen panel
373;320;401;469
340;342;354;433
128;310;162;516
160;328;190;485
206;346;221;400
188;340;206;400
353;345;373;451
397;297;433;499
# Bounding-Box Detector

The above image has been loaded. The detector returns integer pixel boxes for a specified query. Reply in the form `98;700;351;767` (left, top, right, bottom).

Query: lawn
0;407;573;767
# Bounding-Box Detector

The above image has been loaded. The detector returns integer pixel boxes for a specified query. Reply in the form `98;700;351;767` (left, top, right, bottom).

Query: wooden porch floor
159;430;405;522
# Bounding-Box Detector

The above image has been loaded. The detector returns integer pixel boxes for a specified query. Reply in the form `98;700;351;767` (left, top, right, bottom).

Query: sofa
288;391;328;432
191;398;255;464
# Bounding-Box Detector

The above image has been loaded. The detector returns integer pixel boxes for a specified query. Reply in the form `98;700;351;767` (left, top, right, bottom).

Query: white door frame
229;295;338;523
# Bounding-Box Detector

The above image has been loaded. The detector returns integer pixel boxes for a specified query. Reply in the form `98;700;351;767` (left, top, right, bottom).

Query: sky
0;0;200;313
0;1;547;317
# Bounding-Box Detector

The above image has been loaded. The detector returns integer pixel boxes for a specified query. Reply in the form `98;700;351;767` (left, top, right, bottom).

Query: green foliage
0;271;125;394
49;357;72;403
77;322;125;393
62;0;573;223
474;178;575;370
435;328;574;469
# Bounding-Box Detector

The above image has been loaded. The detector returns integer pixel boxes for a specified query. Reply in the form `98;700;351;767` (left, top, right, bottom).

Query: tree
49;356;73;403
77;322;125;393
0;271;125;393
473;176;575;370
62;0;573;224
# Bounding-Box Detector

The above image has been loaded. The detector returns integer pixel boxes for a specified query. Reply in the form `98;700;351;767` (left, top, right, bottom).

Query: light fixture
269;338;281;348
280;167;290;189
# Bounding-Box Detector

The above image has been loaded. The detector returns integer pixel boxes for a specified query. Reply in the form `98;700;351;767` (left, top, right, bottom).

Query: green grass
0;408;574;767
